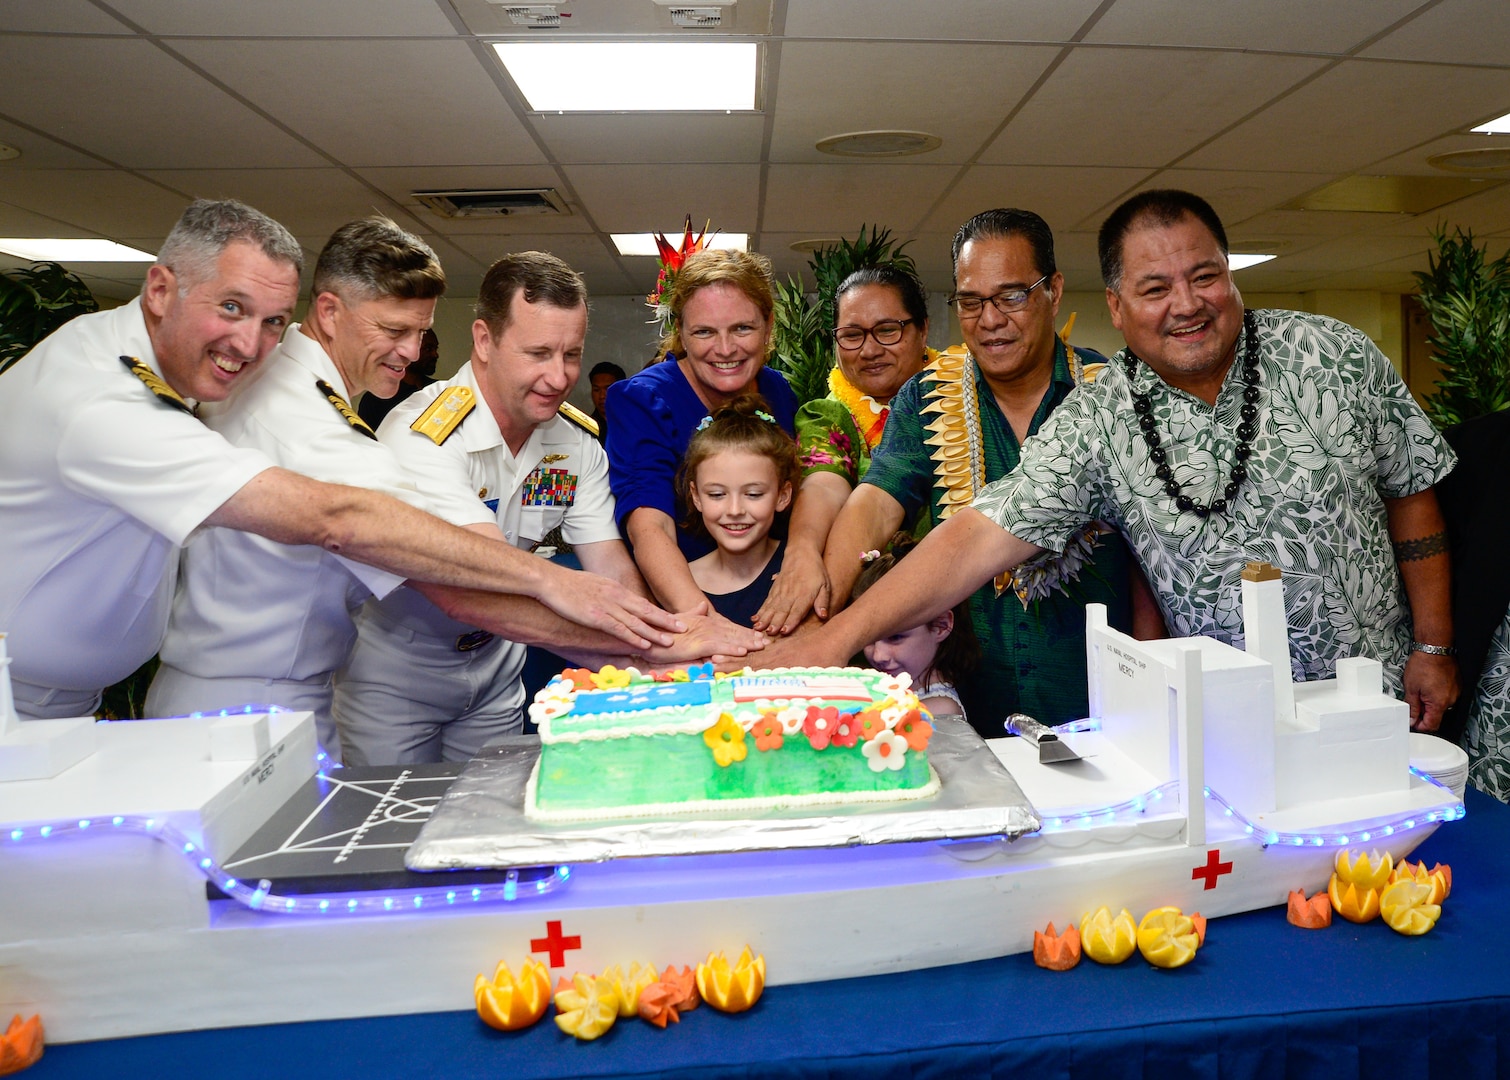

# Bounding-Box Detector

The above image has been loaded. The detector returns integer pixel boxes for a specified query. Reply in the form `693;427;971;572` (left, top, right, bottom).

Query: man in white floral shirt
764;190;1459;733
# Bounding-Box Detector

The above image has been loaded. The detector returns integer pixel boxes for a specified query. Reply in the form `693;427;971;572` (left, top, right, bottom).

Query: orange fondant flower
553;974;621;1041
854;709;887;741
703;713;748;767
830;711;862;748
1287;889;1333;929
0;1014;43;1076
804;706;839;750
1033;922;1082;971
474;957;552;1031
893;711;933;751
752;711;785;752
562;668;595;690
696;946;766;1013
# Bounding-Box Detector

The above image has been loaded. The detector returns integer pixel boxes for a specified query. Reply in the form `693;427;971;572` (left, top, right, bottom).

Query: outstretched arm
822;483;907;612
1385;487;1458;732
752;471;849;634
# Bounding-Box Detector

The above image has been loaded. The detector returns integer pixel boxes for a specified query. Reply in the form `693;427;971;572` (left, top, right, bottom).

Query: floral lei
922;328;1105;609
827;366;889;450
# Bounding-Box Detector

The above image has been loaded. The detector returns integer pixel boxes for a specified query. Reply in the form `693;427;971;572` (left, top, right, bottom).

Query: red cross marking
1192;848;1234;890
530;919;582;967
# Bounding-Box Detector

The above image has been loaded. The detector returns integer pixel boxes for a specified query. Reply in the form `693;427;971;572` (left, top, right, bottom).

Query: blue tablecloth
31;790;1510;1079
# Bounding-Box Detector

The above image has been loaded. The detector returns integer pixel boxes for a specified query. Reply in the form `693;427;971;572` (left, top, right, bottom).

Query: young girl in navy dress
676;397;801;628
851;533;981;721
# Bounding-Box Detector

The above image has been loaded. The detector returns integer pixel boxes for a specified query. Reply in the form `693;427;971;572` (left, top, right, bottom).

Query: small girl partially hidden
677;396;802;627
852;533;981;721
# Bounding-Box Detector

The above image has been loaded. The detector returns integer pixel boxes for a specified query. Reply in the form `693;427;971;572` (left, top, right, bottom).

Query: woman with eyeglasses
606;248;797;648
750;265;936;635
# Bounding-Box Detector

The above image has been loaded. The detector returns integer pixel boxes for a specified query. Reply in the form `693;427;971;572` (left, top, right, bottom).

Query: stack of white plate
1409;732;1470;798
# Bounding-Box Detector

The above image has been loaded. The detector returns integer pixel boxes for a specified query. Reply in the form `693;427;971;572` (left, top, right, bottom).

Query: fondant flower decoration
893;711;933;751
1328;848;1393;924
776;704;807;734
854;709;887;741
1080;906;1138;964
688;661;715;681
1389;860;1452;905
591;665;633;690
602;962;660;1018
752;712;785;752
553;974;621;1041
877;672;913;698
1032;922;1082;971
1287;888;1333;929
1136;906;1202;969
861;729;909;772
804;705;839;750
830;712;862;748
696;946;766;1013
0;1014;44;1075
560;668;596;691
1379;878;1442;936
703;713;748;767
530;698;571;722
474;957;553;1031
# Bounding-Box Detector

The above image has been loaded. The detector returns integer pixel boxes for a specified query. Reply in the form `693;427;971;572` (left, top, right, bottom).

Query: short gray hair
312;216;446;303
155;198;303;293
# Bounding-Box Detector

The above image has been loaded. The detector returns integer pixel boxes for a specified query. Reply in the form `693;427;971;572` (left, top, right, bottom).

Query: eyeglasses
947;275;1048;319
834;318;916;350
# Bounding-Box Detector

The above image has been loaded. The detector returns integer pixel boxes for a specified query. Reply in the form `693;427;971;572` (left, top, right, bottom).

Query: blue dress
604;358;797;559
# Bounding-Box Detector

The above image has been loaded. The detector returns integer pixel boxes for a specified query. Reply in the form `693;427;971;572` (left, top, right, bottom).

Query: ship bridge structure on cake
0;565;1464;1043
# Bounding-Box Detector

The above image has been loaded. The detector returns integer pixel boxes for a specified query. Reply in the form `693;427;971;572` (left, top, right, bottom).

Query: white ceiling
2;0;1509;303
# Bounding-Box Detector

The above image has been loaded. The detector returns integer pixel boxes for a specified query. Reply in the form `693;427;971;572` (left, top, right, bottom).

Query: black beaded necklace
1123;309;1261;518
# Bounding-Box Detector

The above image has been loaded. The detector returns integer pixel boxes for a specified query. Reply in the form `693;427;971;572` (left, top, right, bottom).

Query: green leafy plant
769;225;918;406
1;261;100;375
1414;227;1510;428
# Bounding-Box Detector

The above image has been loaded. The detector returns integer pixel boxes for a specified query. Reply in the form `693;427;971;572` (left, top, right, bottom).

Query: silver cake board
405;717;1041;871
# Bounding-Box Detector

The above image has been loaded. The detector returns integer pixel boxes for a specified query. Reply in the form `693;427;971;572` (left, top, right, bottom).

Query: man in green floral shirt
820;209;1144;734
772;190;1460;734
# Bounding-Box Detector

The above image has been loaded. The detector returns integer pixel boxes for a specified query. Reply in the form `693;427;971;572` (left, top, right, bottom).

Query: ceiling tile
1365;133;1510;177
172;39;546;168
0;0;131;32
0;117;113;170
979;47;1328;168
562;164;762;233
770;42;1058;164
444;231;634;294
0;36;326;169
1182;60;1510;174
915;164;1151;238
103;0;457;36
784;0;1106;41
0;170;199;241
532;113;767;166
1361;0;1510;66
1085;0;1425;52
138;168;401;237
763;163;959;234
1133;170;1347;230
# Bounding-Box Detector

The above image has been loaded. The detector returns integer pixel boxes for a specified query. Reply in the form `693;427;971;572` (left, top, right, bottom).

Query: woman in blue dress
605;248;797;643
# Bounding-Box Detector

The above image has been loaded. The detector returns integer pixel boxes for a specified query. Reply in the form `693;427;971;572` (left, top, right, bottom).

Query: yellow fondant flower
696;946;766;1013
703;713;748;767
1080;906;1138;965
1136;906;1202;969
553;973;621;1040
602;962;660;1018
474;957;552;1031
1379;878;1442;936
590;665;633;690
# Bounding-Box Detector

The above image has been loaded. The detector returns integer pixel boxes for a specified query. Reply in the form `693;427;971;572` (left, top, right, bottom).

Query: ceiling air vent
490;3;565;28
412;188;570;219
651;0;735;28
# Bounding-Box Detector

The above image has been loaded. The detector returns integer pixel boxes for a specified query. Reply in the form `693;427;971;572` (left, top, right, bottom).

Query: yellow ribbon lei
826;366;888;450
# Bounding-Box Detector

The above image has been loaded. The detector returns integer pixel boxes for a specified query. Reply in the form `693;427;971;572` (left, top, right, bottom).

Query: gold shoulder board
410;385;475;445
315;378;377;440
119;355;192;415
558;400;598;436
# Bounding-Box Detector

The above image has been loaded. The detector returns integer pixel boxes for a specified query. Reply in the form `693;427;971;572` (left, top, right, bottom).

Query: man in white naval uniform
334;252;652;764
0;200;682;722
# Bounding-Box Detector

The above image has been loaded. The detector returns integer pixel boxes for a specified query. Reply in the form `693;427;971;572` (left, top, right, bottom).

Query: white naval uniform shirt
154;326;416;687
0;299;272;705
355;359;620;642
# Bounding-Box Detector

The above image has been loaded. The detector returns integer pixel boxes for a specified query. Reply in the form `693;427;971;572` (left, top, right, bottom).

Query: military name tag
316;379;376;440
520;467;577;507
119;355;193;415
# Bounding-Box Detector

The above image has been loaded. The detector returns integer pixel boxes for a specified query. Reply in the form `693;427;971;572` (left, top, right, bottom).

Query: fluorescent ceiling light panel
1229;254;1276;270
612;233;748;256
1471;111;1510;134
0;238;156;262
495;42;757;111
